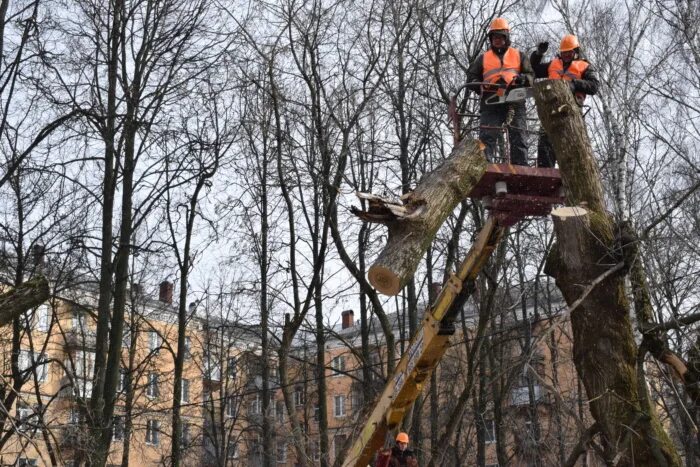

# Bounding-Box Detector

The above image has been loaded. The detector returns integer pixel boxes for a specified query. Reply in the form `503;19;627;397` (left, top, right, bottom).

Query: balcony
64;329;97;350
59;377;94;399
510;384;545;406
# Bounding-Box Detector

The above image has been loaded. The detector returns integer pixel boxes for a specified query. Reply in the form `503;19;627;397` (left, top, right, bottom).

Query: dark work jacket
530;50;599;101
466;46;535;100
389;446;418;467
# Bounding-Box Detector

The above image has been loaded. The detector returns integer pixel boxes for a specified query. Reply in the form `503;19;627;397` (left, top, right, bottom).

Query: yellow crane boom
342;215;505;467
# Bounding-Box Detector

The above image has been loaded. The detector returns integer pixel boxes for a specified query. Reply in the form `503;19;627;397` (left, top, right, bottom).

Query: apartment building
0;277;608;467
0;281;261;466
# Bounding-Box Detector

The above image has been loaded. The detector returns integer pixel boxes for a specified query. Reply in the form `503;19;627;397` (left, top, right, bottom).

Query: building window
184;336;191;359
250;393;262;415
148;331;160;354
181;379;190;403
294;387;305;407
147;373;159;399
118;368;127;393
311;440;320;461
227;356;237;380
334;395;345;418
36;304;50;332
16;402;34;433
72;312;87;331
331;355;345;376
204;353;221;381
17;459;37;467
276;442;287;463
485;419;496;444
73;350;96;379
69;408;80;424
18;350;47;383
76;379;93;398
226;395;238;418
113;416;124;441
145;419;160;446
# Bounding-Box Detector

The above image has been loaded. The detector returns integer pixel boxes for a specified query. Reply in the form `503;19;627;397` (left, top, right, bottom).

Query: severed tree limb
351;138;487;295
0;275;50;327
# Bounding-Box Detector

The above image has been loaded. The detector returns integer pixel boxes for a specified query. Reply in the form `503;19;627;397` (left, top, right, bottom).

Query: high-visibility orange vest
482;48;521;95
548;58;589;103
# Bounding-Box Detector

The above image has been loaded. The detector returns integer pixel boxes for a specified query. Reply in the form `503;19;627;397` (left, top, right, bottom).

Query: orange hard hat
396;432;409;443
560;34;580;52
488;17;510;33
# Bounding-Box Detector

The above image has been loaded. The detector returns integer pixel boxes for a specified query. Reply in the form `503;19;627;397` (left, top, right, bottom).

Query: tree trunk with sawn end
355;139;487;295
534;79;681;466
0;275;49;327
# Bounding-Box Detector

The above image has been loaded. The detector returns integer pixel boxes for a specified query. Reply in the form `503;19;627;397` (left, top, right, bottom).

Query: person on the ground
530;34;599;167
375;432;418;467
466;17;534;166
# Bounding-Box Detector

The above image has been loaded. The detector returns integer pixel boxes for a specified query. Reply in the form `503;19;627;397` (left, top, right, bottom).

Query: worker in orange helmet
531;34;599;167
375;432;418;467
467;17;534;166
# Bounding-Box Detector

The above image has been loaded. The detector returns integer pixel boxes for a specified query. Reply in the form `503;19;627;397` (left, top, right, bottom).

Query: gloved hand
513;74;528;86
537;41;549;54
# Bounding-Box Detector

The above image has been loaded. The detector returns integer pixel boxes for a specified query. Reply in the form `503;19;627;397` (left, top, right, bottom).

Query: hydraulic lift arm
342;216;505;467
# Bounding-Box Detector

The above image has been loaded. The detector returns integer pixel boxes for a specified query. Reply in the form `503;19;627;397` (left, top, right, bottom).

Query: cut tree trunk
535;79;681;466
0;275;49;326
353;139;486;295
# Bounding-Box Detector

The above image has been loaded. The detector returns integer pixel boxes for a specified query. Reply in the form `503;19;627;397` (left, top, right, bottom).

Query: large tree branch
0;110;80;190
0;276;49;327
563;423;600;467
352;139;486;295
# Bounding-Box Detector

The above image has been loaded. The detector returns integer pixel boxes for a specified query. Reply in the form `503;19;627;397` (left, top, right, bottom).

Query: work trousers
479;101;528;166
537;129;556;168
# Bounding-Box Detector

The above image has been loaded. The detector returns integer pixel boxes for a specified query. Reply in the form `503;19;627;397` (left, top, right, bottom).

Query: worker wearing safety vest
530;34;599;168
466;17;534;166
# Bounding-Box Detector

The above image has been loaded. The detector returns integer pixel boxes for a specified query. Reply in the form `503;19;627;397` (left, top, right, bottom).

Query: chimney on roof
159;281;173;304
341;310;354;329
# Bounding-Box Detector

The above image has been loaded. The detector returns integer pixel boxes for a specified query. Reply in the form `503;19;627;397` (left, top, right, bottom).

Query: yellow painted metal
342;217;505;467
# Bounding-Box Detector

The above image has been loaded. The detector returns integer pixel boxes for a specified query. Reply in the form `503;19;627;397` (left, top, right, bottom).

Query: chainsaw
464;81;533;105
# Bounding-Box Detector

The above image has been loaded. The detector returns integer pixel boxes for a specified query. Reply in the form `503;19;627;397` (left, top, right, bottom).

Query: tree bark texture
361;139;486;295
535;79;681;466
0;275;49;327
